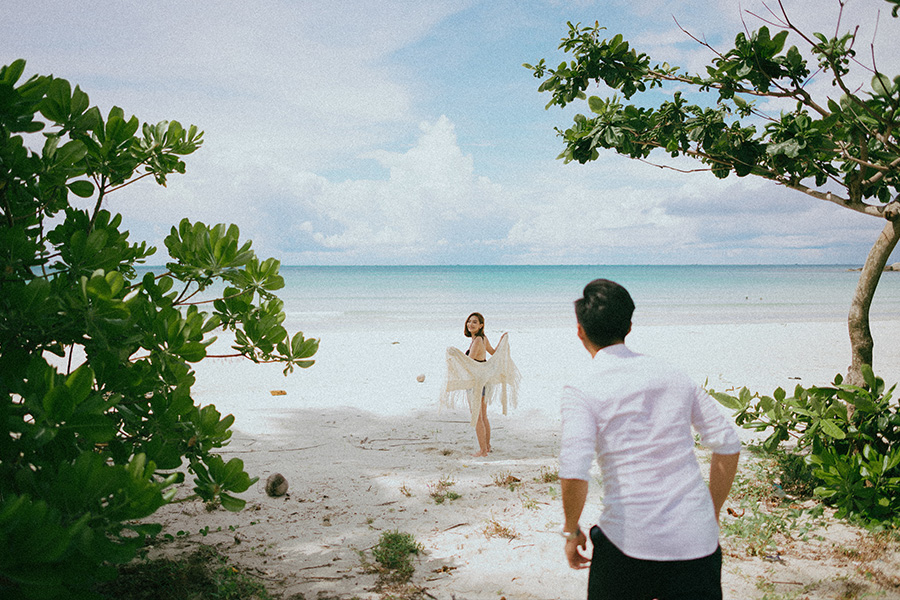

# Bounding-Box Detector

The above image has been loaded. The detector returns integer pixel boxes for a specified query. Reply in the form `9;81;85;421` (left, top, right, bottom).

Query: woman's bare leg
483;400;491;452
473;395;490;457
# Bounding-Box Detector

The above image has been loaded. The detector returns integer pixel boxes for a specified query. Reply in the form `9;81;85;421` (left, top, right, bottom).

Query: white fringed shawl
439;334;521;426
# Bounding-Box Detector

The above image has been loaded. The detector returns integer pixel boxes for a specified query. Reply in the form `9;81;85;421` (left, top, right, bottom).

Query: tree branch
854;154;900;185
108;172;154;194
124;269;174;292
88;174;107;232
778;183;888;217
174;280;197;305
181;288;250;307
636;157;712;174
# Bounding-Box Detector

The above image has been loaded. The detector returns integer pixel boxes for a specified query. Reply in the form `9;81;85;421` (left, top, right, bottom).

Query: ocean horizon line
134;263;867;269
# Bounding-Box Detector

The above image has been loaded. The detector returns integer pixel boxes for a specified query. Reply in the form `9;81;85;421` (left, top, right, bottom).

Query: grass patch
492;471;521;491
483;518;518;540
358;531;429;600
95;544;272;600
722;447;828;556
521;493;541;510
428;475;461;504
727;445;816;507
721;446;900;595
722;504;825;557
535;467;559;484
373;530;422;581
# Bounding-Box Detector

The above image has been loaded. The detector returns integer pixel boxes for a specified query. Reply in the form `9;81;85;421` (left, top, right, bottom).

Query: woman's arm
487;331;508;355
485;331;507;355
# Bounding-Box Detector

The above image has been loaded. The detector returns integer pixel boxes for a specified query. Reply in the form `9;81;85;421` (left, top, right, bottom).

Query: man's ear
577;323;601;356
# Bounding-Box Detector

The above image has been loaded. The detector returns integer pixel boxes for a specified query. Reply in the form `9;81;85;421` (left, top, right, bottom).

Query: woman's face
466;315;483;334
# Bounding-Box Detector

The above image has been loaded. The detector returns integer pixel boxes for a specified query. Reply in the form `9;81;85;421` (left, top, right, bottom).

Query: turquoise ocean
159;264;900;428
270;265;900;334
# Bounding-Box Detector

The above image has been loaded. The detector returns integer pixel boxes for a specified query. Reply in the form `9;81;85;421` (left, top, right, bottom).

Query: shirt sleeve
690;384;742;455
559;385;599;481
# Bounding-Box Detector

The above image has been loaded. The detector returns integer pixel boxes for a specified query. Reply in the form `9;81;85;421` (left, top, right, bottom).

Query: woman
464;312;503;457
439;313;520;458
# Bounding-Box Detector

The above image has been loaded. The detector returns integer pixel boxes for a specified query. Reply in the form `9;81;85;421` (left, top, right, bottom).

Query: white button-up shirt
559;343;741;561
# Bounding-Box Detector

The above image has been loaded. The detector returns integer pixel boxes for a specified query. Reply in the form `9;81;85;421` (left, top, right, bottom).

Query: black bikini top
465;349;486;362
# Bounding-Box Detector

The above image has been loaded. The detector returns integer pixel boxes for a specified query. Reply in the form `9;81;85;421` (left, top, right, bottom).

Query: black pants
587;526;723;600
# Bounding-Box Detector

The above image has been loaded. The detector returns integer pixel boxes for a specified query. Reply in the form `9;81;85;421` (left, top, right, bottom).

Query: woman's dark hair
574;279;634;348
464;312;485;338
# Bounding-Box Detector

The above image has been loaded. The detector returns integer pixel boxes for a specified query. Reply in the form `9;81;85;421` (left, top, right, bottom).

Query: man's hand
564;529;590;569
561;478;590;568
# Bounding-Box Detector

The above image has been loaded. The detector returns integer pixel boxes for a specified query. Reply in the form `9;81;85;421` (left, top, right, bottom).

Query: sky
4;0;900;265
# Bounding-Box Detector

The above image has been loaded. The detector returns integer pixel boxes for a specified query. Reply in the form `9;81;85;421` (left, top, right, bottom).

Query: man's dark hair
574;279;635;347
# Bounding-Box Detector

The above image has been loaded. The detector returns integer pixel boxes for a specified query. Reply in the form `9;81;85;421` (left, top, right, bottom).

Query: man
559;279;741;600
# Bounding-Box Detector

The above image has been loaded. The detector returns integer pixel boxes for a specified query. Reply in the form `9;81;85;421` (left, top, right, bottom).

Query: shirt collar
596;342;638;360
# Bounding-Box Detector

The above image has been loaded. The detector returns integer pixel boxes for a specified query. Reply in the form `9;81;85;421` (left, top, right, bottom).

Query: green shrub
711;365;900;524
0;59;318;599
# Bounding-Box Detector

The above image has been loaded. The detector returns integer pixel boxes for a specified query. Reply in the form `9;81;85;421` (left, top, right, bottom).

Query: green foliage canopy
526;12;900;211
0;59;318;598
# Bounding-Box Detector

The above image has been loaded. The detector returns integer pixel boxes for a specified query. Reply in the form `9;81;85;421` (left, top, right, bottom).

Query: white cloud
254;116;508;263
504;178;692;253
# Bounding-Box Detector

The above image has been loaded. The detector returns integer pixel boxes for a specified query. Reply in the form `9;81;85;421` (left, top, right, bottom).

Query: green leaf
40;77;72;123
767;138;801;158
67;180;95;198
85;272;113;300
65;364;94;407
218;492;246;512
70;85;89;117
43;385;74;423
176;342;207;363
842;391;878;413
1;58;26;84
63;413;116;443
166;119;184;142
872;73;892;96
710;391;744;410
819;418;846;439
861;363;877;391
770;30;789;54
54;139;88;165
588;96;606;114
292;333;319;358
74;105;103;132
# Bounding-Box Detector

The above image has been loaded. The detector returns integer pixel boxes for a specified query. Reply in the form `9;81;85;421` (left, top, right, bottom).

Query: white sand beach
146;320;900;599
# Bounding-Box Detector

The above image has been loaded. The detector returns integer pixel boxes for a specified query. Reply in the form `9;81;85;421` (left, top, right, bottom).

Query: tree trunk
847;216;900;386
